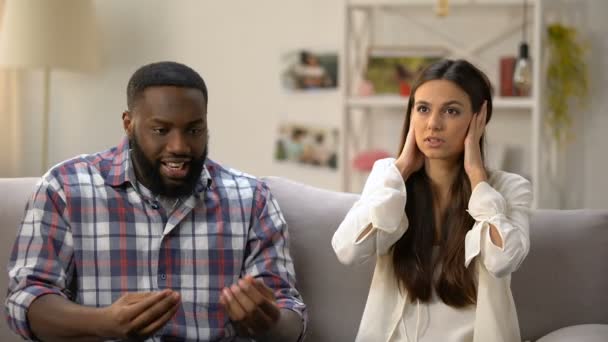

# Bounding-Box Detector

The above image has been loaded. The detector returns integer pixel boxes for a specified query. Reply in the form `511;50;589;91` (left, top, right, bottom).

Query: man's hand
219;275;281;337
97;290;181;340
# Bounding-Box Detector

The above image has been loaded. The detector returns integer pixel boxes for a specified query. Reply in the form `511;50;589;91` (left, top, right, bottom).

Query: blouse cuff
464;181;508;267
464;213;507;267
355;158;407;243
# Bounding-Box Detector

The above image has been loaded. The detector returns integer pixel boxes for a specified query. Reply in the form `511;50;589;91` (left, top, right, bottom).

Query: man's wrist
90;306;112;340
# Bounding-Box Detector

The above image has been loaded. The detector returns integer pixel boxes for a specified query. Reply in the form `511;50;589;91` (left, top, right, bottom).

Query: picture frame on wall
274;122;339;170
281;49;338;91
362;45;447;97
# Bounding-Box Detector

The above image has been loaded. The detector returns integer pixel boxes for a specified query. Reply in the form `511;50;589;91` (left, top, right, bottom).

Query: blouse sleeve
464;172;533;278
331;158;409;266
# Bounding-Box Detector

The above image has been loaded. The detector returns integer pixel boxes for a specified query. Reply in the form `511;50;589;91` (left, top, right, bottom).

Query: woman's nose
427;112;443;131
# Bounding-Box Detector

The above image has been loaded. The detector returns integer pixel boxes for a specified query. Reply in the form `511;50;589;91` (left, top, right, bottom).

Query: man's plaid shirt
5;137;306;341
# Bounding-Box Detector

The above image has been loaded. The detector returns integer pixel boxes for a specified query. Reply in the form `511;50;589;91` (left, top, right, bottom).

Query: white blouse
390;246;477;342
332;158;532;342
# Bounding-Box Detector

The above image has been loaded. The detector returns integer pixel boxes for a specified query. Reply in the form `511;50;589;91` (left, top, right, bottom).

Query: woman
332;59;532;342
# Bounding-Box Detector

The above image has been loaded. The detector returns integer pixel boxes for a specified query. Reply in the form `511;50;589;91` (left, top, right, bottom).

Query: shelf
348;0;535;9
347;95;534;110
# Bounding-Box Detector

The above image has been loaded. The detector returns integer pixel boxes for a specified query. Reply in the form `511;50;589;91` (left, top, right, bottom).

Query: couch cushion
536;324;608;342
262;176;373;342
512;210;608;342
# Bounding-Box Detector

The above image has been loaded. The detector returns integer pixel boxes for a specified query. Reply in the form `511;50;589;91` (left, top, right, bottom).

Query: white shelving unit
342;0;545;208
347;95;535;110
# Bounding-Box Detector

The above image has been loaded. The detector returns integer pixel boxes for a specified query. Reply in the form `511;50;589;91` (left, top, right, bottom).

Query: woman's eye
416;105;429;113
446;108;460;116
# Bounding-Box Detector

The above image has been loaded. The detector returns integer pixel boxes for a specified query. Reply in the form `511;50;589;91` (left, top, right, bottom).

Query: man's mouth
160;160;191;179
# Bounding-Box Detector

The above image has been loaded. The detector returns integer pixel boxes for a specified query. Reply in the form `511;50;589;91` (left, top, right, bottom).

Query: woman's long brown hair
392;59;493;307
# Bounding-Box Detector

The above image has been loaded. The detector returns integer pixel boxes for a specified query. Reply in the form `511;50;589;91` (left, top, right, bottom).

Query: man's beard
129;135;207;198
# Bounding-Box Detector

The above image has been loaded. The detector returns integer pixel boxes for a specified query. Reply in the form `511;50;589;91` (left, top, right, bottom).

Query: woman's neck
425;158;460;205
425;158;460;243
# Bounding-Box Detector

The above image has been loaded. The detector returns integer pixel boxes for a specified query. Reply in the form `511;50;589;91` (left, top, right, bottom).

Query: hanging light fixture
513;0;532;96
436;0;449;17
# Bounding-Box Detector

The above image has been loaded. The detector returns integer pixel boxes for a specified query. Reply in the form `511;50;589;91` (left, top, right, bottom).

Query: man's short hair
126;61;208;110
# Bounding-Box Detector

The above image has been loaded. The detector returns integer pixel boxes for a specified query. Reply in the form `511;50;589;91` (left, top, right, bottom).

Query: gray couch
2;177;608;341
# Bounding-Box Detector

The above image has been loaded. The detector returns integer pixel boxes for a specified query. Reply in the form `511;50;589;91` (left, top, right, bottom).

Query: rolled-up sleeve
243;182;307;341
464;173;532;278
4;178;73;340
332;158;409;266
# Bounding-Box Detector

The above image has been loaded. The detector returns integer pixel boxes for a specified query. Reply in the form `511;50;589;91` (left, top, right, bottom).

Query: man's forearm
259;308;303;342
27;294;105;342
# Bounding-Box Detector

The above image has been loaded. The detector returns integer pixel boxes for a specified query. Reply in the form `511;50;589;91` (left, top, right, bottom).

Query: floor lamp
0;0;100;174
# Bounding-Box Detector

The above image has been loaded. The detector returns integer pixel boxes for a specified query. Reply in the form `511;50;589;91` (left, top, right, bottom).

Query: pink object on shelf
352;149;392;172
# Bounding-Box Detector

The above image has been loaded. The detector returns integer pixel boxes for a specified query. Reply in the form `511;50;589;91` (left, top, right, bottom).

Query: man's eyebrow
147;118;205;125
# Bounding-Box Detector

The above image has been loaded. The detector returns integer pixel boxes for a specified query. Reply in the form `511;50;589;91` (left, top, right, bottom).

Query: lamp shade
0;0;100;71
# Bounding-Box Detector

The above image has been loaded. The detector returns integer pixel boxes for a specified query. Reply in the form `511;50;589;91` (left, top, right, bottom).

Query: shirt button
159;273;167;280
151;202;160;210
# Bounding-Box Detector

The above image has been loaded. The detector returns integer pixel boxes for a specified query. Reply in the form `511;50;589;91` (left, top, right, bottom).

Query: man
5;62;306;341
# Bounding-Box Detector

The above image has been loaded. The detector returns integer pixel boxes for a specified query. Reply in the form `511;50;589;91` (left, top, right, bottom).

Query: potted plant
545;22;589;145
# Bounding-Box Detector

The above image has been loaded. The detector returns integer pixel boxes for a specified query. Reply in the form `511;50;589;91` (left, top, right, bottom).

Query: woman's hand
464;101;488;189
395;123;424;181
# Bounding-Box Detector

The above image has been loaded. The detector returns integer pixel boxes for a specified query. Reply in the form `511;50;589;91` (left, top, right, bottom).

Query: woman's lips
424;137;444;148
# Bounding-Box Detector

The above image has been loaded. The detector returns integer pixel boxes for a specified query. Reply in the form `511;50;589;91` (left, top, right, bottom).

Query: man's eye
152;128;168;135
189;128;203;135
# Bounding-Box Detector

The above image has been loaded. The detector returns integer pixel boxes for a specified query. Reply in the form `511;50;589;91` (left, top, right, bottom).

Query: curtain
0;0;22;177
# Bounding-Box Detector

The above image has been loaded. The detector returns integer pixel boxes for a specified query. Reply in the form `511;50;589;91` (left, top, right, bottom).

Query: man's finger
123;290;170;319
121;292;156;305
137;300;180;337
222;287;247;321
230;283;259;316
130;292;180;332
244;278;280;322
248;277;276;301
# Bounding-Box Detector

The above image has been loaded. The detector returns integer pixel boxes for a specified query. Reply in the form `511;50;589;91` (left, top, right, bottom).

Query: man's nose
166;132;190;155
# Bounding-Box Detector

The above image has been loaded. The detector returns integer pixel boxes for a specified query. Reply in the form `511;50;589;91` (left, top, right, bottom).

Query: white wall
17;0;344;191
582;0;608;209
10;0;608;208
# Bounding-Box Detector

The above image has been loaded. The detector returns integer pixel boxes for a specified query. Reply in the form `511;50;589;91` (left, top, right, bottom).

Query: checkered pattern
5;137;306;341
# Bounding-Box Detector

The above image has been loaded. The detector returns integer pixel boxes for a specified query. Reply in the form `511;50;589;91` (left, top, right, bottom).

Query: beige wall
9;0;608;208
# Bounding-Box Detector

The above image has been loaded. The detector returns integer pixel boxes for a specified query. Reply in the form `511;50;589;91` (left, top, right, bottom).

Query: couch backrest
513;209;608;340
263;177;371;342
263;176;608;342
0;177;39;342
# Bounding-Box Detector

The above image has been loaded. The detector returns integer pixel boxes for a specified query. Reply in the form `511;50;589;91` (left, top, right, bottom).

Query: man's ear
122;111;134;137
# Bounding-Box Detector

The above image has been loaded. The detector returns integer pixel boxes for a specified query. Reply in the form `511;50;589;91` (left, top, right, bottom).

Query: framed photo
281;49;338;91
274;122;339;169
363;46;447;96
